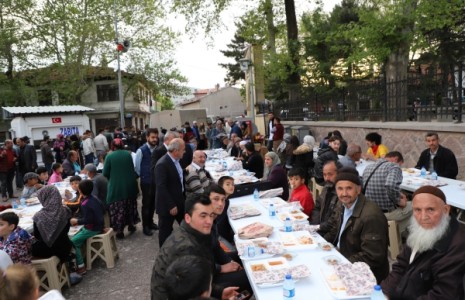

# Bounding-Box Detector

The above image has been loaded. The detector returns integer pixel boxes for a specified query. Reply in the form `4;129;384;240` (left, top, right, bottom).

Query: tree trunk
263;0;277;57
284;0;301;101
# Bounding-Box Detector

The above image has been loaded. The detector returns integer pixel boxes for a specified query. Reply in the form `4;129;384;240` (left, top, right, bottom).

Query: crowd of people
0;114;464;299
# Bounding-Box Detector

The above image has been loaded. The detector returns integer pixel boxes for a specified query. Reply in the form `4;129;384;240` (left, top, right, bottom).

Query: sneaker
76;266;87;275
69;272;83;285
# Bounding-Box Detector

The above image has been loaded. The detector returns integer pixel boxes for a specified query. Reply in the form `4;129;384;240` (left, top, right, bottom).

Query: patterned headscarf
33;185;71;247
263;151;281;179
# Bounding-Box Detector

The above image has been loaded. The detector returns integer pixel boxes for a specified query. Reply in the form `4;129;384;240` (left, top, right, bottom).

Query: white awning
2;105;94;115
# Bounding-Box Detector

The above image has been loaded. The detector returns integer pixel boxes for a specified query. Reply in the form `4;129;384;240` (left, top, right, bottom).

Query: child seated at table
64;175;82;216
21;172;42;199
0;212;33;264
217;176;235;246
48;163;63;185
288;167;314;217
70;180;105;275
36;166;49;185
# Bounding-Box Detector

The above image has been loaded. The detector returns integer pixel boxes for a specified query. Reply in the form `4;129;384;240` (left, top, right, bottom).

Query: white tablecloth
228;195;371;300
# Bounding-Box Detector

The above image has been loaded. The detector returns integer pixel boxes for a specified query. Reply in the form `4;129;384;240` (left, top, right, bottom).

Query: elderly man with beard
381;186;465;299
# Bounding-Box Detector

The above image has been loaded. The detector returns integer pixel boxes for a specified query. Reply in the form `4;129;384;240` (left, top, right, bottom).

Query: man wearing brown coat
323;167;389;283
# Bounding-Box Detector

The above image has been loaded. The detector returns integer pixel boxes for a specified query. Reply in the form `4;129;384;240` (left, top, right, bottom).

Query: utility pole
113;0;125;128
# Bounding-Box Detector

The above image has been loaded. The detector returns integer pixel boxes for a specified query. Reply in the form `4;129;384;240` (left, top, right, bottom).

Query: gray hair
167;138;184;152
164;131;179;142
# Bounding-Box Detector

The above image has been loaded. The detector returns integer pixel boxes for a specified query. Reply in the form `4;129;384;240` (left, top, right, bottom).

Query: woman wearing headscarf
293;135;316;184
262;152;289;200
103;138;139;239
32;185;72;261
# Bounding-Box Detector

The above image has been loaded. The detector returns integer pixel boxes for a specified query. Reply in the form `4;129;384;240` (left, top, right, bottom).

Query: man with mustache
381;185;465;299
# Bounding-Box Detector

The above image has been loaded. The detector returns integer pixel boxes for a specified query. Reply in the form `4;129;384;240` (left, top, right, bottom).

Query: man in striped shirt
185;150;212;199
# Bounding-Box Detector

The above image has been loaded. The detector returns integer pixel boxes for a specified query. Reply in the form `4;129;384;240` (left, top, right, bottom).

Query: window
97;84;119;102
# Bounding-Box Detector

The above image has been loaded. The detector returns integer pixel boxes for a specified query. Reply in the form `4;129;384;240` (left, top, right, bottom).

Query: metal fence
275;68;464;122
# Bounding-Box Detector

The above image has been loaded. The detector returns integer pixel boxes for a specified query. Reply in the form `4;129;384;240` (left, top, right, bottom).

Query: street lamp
239;58;255;119
113;0;125;129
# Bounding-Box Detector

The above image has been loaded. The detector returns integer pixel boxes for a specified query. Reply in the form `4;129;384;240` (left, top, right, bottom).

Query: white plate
278;231;317;250
320;269;370;299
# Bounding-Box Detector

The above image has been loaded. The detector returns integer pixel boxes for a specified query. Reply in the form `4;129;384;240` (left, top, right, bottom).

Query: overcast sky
172;0;341;89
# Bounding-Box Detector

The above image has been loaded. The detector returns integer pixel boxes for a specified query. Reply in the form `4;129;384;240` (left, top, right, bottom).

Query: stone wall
282;121;465;179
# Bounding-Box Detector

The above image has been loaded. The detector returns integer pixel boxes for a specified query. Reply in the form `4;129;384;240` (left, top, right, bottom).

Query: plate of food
321;262;376;299
25;197;40;206
235;237;284;260
248;258;310;287
259;197;289;210
229;204;261;220
277;211;309;223
278;231;316;250
318;242;334;251
323;255;341;266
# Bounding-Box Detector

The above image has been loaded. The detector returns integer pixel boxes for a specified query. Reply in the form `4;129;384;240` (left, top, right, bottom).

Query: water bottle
283;274;295;299
370;285;384;300
12;200;19;209
253;188;259;201
285;217;292;232
247;245;255;258
75;171;79;176
222;160;228;170
431;171;438;181
20;197;26;207
269;203;276;217
420;167;426;178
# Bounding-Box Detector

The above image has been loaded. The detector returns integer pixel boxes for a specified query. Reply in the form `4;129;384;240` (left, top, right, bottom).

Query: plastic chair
311;177;324;202
86;228;119;270
32;256;70;292
388;220;401;260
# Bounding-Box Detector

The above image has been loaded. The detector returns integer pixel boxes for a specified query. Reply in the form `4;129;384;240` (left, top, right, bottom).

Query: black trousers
0;168;15;198
158;212;183;248
140;182;155;228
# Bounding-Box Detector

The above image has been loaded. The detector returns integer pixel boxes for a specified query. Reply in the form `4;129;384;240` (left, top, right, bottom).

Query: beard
406;213;451;253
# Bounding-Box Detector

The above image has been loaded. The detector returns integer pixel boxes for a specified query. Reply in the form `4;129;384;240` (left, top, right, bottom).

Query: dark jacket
91;173;108;206
155;154;185;216
77;195;105;232
32;222;72;262
150;144;168;186
415;145;458;179
312;183;338;235
266;164;289;200
381;217;465;300
150;221;224;300
62;158;76;178
40;141;54;165
293;144;314;182
324;194;389;283
314;147;339;185
18;144;37;174
243;152;264;179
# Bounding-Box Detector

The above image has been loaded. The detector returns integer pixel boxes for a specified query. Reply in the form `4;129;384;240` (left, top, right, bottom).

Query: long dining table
227;194;372;300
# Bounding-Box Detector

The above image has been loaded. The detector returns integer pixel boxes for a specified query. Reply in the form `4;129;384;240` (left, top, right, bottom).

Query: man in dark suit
155;138;186;247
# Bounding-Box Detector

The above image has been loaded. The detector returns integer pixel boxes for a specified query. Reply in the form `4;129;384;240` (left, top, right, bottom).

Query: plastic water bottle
420;167;426;178
370;285;384;300
222;160;228;170
431;171;438;181
285;217;293;232
253;188;259;201
12;200;19;209
283;274;295;299
20;197;26;207
247;245;255;258
269;203;276;217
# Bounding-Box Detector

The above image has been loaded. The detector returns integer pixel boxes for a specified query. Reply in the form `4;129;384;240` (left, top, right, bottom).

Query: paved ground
61;196;160;300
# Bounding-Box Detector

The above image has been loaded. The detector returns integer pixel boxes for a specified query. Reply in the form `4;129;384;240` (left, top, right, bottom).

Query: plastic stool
32;256;70;292
388;220;401;260
86;228;119;270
